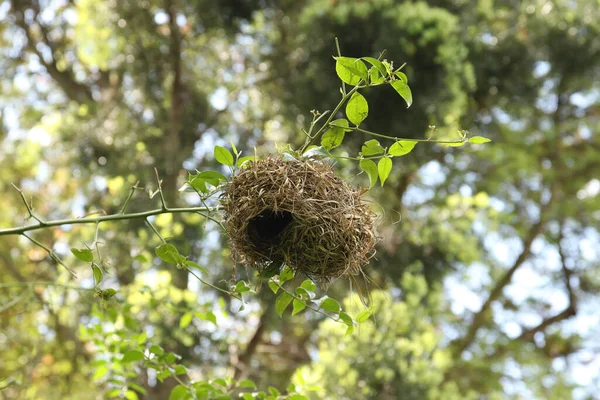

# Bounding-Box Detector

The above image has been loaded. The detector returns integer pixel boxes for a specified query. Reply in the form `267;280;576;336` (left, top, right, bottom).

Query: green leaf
214;145;234;166
346;92;369;126
169;385;189;400
395;71;408;83
235;280;251;293
356;309;373;323
236;155;255;168
369;67;385;84
469;136;492;144
196;171;227;186
180;312;193;329
174;365;187;376
345;325;355;336
229;140;238;156
444;141;467;147
391;80;413;108
129;382;148;395
155;244;184;264
300;280;316;293
279;265;295;284
149;345;164;356
378;157;392;186
338;311;354;326
239;380;256;389
359;159;378;189
321;119;349;150
71;248;93;263
335;57;368;85
213;378;227;387
361;139;384;156
268;279;279;295
92;264;103;286
184;260;208;275
269;387;281;396
122;350;144;363
362;57;386;76
320;297;341;313
93;365;109;381
125;390;138;400
303;146;331;159
292;299;306;315
388;140;417;156
275;292;293;317
197;311;217;325
289;395;308;400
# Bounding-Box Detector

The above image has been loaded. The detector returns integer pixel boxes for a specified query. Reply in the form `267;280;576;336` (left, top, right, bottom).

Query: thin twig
154;168;168;210
188;268;241;300
120;181;141;214
331;124;468;144
145;218;166;243
22;233;76;276
11;183;45;224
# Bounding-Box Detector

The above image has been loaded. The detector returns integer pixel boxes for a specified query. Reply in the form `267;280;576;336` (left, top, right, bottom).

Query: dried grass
220;156;377;284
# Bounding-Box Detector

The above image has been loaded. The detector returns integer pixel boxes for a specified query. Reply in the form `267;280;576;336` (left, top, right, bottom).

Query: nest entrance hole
247;209;294;245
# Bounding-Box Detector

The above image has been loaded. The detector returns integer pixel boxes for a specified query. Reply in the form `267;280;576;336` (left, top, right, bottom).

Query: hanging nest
220;156;377;284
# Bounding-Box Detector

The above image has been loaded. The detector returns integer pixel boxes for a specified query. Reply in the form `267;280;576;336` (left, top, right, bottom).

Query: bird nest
220;156;377;284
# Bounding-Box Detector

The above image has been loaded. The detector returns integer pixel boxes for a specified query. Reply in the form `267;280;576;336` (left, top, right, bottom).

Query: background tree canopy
1;0;599;399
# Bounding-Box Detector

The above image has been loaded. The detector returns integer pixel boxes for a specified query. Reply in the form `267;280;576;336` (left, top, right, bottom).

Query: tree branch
0;206;217;236
451;191;554;356
10;0;95;103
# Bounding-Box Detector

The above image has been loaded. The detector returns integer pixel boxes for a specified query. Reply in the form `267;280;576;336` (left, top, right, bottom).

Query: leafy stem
331;123;468;144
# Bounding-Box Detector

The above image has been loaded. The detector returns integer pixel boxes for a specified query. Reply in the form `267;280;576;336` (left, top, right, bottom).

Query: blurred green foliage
1;0;599;399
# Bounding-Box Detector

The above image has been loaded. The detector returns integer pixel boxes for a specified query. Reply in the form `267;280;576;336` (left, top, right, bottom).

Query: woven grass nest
221;156;377;284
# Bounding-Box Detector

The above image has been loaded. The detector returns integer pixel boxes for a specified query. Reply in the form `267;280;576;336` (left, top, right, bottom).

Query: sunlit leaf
361;139;384;156
388;140;417;157
239;380;257;389
359;159;378;189
346;92;369;126
180;312;193;329
292;299;306;315
268;279;279;294
469;136;492;144
391;80;413;107
300;280;316;293
335;57;368;85
338;311;354;326
92;264;103;286
356;308;373;323
149;345;164;356
93;365;109;381
236;155;255;168
275;292;293;317
235;280;251;293
321;119;349;150
155;244;184;264
214;145;234;166
122;350;144;363
320;297;341;313
71;248;93;263
279;265;295;284
378;157;392;186
168;385;189;400
369;67;385;84
362;57;386;76
184;260;208;275
395;71;408;83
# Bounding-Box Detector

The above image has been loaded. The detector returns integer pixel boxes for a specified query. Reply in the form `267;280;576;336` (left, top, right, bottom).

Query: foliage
1;0;599;399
